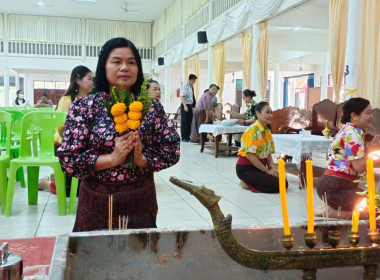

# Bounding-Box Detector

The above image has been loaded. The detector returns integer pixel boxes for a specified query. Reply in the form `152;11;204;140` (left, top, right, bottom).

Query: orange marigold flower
111;103;127;116
114;113;128;124
129;101;143;112
115;122;129;133
127;119;141;130
128;111;142;121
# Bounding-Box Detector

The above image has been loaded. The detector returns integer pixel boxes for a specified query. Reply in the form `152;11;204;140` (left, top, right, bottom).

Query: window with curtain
86;19;151;47
8;14;82;44
0;14;4;40
182;0;208;21
165;0;182;35
153;13;166;47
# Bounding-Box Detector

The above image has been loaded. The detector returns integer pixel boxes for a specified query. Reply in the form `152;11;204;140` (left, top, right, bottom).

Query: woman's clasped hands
111;131;144;167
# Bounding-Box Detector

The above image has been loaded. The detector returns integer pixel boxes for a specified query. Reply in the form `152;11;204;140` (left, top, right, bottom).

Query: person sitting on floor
34;93;54;108
315;97;380;219
236;101;288;193
227;89;257;147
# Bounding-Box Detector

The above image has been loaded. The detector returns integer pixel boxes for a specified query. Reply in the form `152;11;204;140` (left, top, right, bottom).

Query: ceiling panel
1;0;173;22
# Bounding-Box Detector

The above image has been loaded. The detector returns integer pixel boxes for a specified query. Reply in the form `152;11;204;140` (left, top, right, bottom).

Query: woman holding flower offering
316;97;380;219
57;37;180;232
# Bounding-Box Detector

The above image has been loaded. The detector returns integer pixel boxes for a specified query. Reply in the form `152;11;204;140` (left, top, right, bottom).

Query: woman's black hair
95;37;144;95
41;93;48;98
341;97;370;124
15;90;25;105
65;65;92;102
147;79;159;89
209;84;220;90
254;101;270;119
243;89;256;98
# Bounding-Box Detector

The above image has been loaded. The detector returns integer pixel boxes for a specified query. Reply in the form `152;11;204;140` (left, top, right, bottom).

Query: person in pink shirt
190;84;219;143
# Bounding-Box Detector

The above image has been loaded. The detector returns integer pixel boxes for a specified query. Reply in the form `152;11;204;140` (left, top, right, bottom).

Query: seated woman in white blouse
12;90;31;108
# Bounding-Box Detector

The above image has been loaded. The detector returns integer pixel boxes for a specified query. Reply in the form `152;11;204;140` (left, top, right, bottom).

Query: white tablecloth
272;134;333;163
199;124;248;137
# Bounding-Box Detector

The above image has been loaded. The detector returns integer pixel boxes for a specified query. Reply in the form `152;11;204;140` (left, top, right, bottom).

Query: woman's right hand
111;131;137;166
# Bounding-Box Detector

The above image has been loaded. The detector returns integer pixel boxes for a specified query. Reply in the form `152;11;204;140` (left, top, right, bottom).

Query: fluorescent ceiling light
74;0;96;2
292;26;302;31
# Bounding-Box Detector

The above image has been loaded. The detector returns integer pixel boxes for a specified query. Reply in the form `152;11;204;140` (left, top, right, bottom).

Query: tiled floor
0;141;328;238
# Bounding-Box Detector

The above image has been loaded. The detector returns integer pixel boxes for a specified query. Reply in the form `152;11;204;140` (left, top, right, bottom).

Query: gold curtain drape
358;0;380;108
329;0;349;102
212;42;226;105
240;33;253;89
192;54;201;100
256;22;268;100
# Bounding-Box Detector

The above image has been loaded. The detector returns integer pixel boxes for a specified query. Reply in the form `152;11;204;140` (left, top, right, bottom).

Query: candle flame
357;198;367;211
367;150;380;160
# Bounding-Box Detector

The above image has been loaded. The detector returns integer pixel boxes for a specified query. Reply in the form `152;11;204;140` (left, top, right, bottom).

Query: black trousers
181;104;193;140
236;164;288;193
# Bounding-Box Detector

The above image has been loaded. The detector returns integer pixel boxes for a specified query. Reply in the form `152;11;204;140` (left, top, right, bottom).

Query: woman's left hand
367;134;380;151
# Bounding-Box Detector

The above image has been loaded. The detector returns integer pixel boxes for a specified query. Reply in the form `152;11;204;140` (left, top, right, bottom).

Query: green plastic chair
0;108;31;188
4;111;68;216
69;177;79;214
0;111;11;212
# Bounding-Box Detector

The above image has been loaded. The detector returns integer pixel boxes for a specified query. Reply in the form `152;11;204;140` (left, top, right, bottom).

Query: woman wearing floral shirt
316;98;380;218
236;101;288;193
57;38;180;231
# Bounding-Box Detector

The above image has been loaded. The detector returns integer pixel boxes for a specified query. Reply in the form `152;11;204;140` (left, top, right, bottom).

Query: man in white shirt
180;74;197;142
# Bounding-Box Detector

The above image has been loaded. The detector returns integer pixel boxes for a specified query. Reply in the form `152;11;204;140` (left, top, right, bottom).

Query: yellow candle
366;158;376;230
305;159;314;234
278;159;291;235
352;209;359;232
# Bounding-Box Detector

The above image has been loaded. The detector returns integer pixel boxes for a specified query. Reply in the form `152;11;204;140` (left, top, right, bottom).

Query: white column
181;59;186;84
15;72;20;90
321;52;329;100
4;67;10;106
345;0;362;95
273;63;281;110
164;66;170;112
251;24;259;102
207;46;214;86
81;17;86;60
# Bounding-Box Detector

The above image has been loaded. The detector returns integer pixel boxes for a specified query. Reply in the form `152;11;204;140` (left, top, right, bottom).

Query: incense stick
111;195;113;229
323;192;329;221
108;195;113;230
108;196;111;230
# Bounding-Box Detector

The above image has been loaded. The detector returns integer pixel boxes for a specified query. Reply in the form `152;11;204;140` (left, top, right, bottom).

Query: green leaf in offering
102;100;111;114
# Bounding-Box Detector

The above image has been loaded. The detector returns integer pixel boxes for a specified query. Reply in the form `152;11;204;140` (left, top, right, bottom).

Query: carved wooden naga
169;177;380;273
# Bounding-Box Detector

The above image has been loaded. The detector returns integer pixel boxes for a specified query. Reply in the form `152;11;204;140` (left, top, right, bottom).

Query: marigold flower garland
102;79;153;168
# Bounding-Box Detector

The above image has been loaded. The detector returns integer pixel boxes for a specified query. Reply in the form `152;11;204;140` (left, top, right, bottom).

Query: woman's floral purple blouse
57;91;180;183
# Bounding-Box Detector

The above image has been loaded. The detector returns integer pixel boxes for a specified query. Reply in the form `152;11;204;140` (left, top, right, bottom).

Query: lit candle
278;159;291;235
366;158;376;230
305;159;314;234
352;209;359;232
